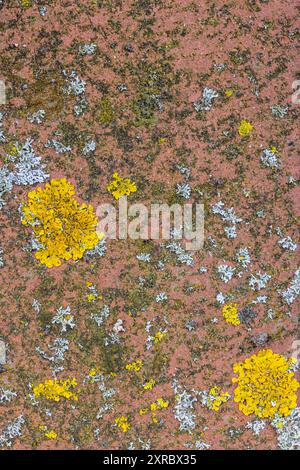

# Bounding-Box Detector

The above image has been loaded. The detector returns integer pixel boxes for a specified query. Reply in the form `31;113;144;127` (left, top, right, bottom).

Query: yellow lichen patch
115;415;130;433
238;119;253;136
232;349;299;418
153;331;166;343
107;172;137;200
140;397;169;422
87;293;97;302
38;425;57;439
125;359;143;372
33;378;79;402
156;398;169;408
85;282;102;302
143;378;156;390
21;178;103;268
222;303;240;326
20;0;31;7
5;143;18;156
44;430;58;439
206;387;230;411
88;367;101;378
150;398;169;411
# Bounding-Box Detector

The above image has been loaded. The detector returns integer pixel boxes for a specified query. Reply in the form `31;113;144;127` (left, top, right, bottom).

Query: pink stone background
0;0;299;450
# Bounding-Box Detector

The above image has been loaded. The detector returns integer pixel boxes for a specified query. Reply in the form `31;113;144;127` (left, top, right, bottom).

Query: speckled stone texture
0;0;299;450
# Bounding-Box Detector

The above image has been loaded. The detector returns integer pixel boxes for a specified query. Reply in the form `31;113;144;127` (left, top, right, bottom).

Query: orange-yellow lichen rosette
21;178;103;268
107;172;137;200
232;349;299;418
33;378;78;402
